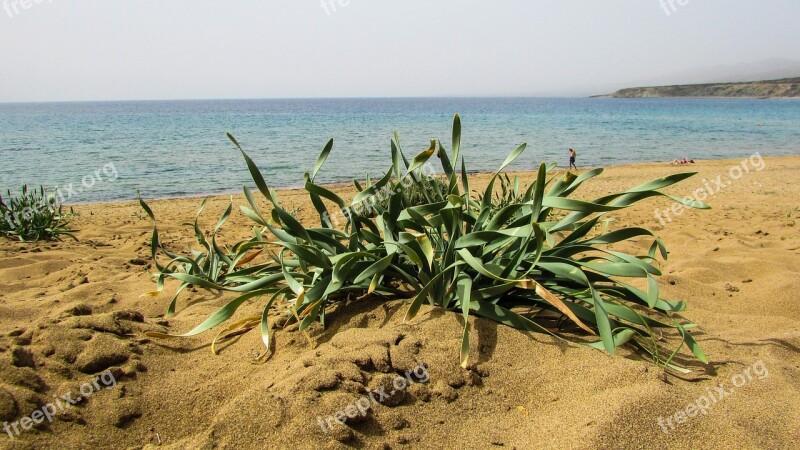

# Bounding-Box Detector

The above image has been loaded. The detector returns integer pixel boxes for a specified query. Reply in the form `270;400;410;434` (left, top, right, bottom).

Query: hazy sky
1;0;799;102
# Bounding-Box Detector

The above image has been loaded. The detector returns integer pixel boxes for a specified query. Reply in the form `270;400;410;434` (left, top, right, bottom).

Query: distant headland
594;77;800;98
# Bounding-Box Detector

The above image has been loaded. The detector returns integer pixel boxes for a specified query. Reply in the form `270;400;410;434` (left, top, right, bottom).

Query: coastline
60;154;800;208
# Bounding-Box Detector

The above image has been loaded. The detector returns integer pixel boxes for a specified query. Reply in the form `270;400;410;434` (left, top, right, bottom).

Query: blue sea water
1;97;799;204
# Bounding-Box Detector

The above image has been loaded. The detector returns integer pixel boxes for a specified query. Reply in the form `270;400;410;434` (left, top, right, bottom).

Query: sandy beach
1;156;799;450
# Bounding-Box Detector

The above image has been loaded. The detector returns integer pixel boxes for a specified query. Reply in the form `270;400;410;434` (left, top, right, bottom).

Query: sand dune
1;156;799;449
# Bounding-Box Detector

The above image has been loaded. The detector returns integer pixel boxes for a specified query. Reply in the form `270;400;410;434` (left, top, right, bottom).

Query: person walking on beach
568;148;577;171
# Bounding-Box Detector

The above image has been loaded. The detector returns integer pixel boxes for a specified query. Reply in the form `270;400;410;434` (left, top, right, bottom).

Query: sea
1;97;798;204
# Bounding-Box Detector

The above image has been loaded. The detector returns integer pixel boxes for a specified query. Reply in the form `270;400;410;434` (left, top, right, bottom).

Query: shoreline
62;154;799;207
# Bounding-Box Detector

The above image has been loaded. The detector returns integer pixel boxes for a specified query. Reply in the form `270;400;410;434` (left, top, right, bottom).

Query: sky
1;0;799;102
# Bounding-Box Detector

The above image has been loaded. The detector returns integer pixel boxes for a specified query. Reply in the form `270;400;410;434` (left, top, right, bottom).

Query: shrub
0;185;76;242
141;115;709;372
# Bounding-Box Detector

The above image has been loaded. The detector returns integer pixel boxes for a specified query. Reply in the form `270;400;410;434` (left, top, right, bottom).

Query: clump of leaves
342;138;449;221
479;172;535;222
140;114;710;373
353;171;449;220
0;185;76;241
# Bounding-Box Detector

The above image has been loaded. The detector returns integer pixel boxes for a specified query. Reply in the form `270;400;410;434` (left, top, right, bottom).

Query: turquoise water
1;98;798;203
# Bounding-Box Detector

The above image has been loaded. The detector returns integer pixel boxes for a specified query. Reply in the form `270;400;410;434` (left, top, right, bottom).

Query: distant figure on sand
568;148;577;170
672;156;695;165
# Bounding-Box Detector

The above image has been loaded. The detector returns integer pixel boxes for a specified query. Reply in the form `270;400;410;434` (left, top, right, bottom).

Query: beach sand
1;156;799;449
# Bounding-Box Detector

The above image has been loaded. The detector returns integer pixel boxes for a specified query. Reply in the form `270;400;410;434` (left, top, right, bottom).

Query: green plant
354;177;449;219
0;185;76;242
141;115;710;372
480;172;537;222
350;145;449;220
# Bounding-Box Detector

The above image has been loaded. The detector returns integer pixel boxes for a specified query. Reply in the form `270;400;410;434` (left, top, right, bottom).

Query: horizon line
0;94;594;106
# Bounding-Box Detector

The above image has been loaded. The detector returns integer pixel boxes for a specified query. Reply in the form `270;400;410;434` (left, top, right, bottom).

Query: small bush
0;185;76;242
141;115;710;373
